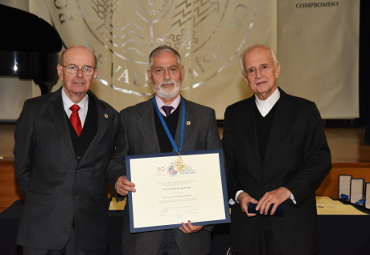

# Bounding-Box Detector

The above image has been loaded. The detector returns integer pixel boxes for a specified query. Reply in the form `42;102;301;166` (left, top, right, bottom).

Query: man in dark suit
14;46;121;255
109;45;221;255
222;44;332;255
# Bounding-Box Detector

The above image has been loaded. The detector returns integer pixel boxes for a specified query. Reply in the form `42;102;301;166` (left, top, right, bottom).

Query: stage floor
325;128;370;163
1;124;370;163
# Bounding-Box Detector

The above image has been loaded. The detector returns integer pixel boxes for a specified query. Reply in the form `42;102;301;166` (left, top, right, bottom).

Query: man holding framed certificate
109;45;224;255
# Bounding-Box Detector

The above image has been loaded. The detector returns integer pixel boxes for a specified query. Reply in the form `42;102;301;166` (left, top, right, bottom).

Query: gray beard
153;84;181;99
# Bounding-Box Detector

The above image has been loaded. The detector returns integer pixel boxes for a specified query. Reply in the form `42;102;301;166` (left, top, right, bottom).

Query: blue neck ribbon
153;97;185;154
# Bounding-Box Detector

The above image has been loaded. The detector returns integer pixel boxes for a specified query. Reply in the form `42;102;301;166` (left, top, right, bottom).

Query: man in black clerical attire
223;44;332;255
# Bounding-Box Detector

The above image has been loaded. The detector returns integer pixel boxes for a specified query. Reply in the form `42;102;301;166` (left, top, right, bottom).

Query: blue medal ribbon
340;194;349;201
153;97;185;154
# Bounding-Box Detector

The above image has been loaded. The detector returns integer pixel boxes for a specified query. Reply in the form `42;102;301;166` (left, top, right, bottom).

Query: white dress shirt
62;89;89;127
155;94;181;116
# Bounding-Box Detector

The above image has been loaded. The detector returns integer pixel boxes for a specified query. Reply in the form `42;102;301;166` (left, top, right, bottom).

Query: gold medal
173;155;186;172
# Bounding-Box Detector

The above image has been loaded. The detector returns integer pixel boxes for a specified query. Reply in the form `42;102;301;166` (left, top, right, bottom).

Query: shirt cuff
290;192;297;204
228;190;245;205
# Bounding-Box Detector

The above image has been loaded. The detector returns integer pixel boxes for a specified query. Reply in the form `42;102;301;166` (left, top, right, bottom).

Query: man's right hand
237;192;259;217
115;176;136;196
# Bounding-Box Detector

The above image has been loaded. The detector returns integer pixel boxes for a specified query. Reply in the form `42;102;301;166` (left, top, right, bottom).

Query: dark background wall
359;1;370;143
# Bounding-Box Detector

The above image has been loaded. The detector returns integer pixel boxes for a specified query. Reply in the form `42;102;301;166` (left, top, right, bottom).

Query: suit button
74;195;79;200
76;155;81;160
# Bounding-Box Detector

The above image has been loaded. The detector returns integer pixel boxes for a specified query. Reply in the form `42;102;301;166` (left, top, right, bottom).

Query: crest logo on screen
48;0;258;96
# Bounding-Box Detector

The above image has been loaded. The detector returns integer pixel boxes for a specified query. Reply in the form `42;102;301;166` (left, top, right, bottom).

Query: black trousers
156;229;181;255
22;226;107;255
229;217;282;255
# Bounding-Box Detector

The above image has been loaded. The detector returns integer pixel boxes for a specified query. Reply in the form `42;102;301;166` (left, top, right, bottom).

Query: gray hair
149;45;182;68
239;44;279;76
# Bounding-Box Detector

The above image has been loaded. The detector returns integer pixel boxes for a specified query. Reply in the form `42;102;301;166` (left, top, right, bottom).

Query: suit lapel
173;98;200;152
263;90;291;166
243;99;262;165
48;89;75;156
175;98;187;151
136;99;161;153
80;93;106;162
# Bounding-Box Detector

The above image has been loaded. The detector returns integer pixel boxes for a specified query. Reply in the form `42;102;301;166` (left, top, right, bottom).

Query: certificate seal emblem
47;0;259;96
167;165;178;176
173;156;186;172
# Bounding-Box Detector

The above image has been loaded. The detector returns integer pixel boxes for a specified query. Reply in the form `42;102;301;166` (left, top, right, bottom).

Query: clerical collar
155;94;181;116
255;88;280;117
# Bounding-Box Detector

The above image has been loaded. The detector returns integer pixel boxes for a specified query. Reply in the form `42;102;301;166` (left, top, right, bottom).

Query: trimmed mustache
160;79;176;86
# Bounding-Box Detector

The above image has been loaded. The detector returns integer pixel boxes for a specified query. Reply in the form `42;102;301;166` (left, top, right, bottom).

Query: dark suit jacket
108;97;221;255
222;88;331;255
14;88;121;251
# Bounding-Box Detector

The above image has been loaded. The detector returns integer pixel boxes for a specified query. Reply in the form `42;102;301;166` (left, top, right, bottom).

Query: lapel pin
104;114;109;118
186;121;191;125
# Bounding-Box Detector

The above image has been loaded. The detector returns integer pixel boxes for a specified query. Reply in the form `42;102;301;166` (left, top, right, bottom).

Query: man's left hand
179;220;204;234
256;187;291;215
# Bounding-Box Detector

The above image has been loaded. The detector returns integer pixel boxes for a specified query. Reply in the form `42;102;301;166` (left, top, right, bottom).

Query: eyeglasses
61;64;96;76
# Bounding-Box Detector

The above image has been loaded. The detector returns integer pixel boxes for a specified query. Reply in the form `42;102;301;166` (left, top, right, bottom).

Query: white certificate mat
350;178;364;205
338;175;352;201
365;183;370;210
126;149;230;233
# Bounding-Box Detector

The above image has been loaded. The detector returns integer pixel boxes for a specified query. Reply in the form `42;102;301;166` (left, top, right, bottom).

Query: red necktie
69;104;82;136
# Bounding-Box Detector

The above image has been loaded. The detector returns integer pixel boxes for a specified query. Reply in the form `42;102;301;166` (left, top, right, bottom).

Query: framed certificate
126;149;230;233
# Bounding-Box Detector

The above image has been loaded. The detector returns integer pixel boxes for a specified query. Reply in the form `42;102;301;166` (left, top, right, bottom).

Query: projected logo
47;0;258;96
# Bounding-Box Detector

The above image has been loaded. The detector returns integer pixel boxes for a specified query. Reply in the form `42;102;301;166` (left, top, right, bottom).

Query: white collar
255;88;280;117
62;88;89;126
62;89;89;111
155;94;181;116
